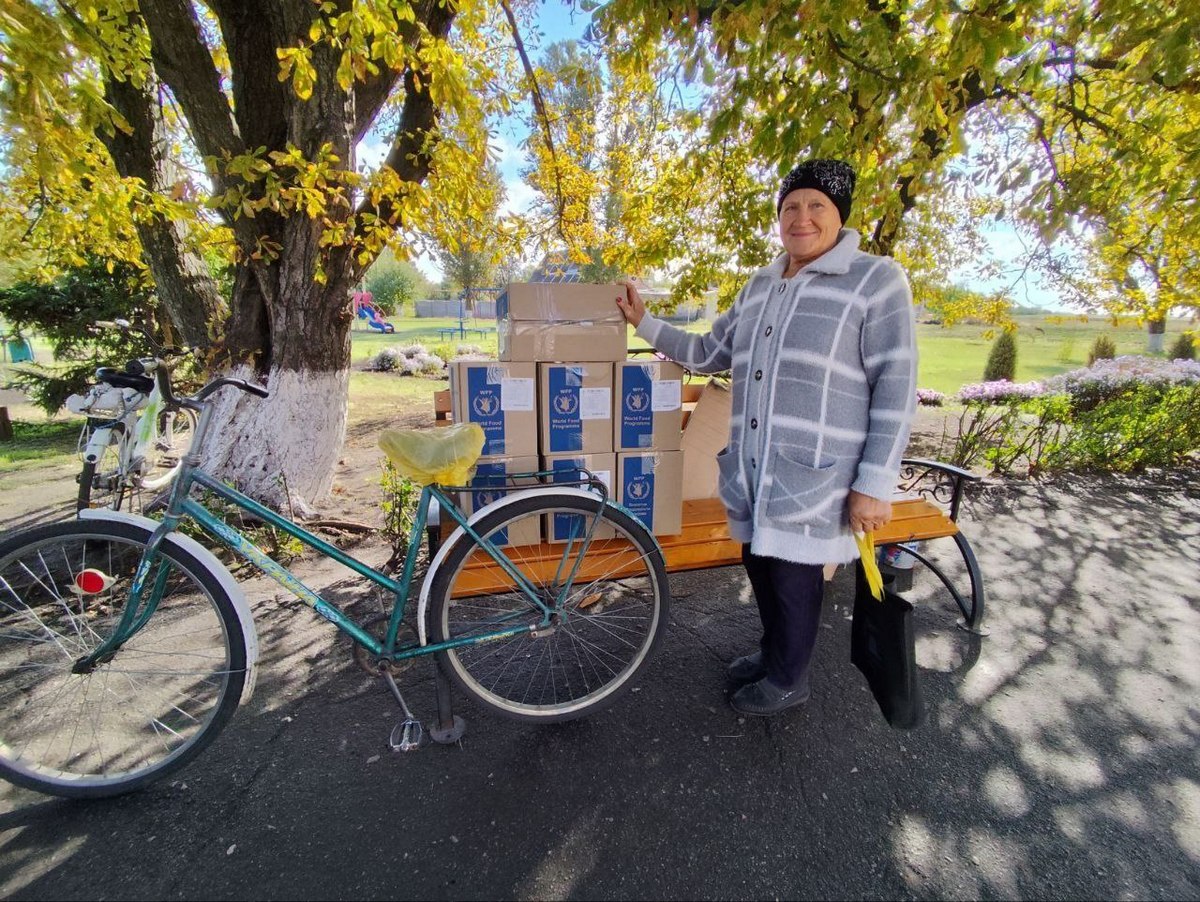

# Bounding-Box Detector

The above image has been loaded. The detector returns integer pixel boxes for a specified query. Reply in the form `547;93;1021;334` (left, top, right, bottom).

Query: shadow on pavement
1;472;1198;900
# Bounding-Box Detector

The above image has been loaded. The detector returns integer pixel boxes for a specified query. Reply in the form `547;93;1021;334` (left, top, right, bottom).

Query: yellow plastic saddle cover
378;423;486;487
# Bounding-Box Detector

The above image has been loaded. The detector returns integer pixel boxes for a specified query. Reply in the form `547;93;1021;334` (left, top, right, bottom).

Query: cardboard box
538;363;614;455
617;450;683;536
448;360;537;459
541;452;617;542
498;283;628;362
613;360;684;452
457;455;541;546
678;380;732;501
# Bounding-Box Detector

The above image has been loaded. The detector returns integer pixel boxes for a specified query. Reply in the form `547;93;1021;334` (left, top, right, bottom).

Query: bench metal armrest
898;458;979;522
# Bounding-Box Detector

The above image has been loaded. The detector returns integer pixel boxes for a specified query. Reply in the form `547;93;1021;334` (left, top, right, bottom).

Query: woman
616;159;918;717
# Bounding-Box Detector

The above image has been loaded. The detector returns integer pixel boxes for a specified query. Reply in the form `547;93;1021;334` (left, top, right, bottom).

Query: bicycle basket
64;385;146;417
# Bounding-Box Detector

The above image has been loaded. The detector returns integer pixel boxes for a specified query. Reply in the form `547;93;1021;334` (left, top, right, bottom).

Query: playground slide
357;304;395;333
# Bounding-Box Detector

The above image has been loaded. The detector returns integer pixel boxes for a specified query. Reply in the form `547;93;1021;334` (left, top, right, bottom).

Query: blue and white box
541;452;617;542
459;456;541;546
448;360;537;459
613;360;684;452
617;451;683;536
537;362;613;455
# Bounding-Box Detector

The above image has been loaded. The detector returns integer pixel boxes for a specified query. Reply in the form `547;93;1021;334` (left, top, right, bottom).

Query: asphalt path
1;473;1198;900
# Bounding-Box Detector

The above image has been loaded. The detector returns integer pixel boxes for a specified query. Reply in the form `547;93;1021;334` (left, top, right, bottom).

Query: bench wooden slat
446;495;959;595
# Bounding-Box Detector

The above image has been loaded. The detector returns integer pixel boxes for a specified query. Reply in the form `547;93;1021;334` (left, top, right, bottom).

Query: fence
415;299;497;318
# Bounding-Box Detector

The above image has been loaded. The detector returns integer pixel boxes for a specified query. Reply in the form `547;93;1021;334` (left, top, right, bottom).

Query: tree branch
499;0;567;235
205;0;291;152
137;0;244;166
351;0;456;244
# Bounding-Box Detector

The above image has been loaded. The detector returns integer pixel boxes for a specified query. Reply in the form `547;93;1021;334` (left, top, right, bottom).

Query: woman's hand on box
616;280;646;327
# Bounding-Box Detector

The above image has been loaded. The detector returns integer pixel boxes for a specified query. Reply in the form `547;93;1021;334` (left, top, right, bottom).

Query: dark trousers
742;545;825;688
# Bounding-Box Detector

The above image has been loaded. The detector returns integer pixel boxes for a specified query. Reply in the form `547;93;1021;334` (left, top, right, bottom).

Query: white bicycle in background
67;320;197;514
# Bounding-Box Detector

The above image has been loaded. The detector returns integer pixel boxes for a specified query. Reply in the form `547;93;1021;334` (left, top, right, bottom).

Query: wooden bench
649;459;985;634
425;391;984;633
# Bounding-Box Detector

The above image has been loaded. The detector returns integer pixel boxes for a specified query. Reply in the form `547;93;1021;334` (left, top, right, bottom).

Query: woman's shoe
726;651;767;686
730;675;811;716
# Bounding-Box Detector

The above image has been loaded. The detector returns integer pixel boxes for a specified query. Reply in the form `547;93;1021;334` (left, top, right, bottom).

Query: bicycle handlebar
192;377;270;402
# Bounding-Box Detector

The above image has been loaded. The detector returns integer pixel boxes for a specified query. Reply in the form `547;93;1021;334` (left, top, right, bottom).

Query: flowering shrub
916;388;946;407
366;344;444;376
1045;355;1200;409
948;357;1200;476
957;380;1045;404
450;343;491;361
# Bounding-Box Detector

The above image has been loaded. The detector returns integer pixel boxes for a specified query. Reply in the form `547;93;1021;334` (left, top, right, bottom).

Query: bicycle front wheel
0;520;247;798
77;421;128;512
430;493;670;723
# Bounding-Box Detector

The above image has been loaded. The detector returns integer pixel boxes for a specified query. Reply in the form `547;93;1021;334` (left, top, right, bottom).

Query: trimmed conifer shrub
1167;332;1195;361
983;330;1018;382
1087;334;1117;366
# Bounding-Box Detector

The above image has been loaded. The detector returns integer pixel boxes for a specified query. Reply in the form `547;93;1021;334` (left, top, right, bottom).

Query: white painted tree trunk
200;365;349;518
1147;330;1165;354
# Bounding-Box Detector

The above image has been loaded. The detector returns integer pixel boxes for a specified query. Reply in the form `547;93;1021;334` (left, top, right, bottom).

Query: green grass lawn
0;419;79;474
671;312;1188;396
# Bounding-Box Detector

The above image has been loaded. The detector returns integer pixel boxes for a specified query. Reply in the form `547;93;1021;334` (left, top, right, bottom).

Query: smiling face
778;188;842;270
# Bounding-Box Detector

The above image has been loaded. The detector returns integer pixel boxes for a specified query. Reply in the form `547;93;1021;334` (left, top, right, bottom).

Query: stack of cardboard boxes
448;283;686;545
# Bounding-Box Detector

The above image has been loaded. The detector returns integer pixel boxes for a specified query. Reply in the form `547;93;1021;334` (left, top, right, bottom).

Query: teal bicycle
0;356;670;799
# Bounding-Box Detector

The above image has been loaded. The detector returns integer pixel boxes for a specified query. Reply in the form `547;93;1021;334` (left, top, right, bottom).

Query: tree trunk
127;0;455;511
200;265;354;516
1147;317;1166;354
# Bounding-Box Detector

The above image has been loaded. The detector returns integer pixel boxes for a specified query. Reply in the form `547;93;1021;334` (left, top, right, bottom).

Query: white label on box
594;470;612;493
652;380;682;412
500;377;535;411
579;387;612;420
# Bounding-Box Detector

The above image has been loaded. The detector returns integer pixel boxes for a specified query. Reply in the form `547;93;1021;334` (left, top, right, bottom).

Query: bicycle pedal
389;717;425;752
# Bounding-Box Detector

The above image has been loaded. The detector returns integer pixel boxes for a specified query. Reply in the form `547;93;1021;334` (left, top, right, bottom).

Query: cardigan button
777;284;786;294
751;458;757;468
765;326;773;336
754;369;763;381
750;418;758;429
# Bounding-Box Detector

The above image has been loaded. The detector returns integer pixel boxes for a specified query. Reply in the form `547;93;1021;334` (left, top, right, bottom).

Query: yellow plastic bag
378;423;486;487
854;531;885;602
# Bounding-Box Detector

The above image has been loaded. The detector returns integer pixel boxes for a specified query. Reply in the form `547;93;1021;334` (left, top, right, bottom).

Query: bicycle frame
75;428;608;671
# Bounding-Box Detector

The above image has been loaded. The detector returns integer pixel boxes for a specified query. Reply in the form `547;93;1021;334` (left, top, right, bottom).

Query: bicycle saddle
95;367;155;394
378;423;485;487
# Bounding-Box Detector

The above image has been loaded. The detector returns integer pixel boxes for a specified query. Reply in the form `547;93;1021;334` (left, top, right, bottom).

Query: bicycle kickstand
428;659;466;745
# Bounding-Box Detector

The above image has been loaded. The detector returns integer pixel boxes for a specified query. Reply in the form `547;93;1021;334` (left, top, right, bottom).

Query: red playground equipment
352;291;395;333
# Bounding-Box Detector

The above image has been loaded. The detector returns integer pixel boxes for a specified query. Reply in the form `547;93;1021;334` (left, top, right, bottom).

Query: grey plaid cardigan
636;230;918;564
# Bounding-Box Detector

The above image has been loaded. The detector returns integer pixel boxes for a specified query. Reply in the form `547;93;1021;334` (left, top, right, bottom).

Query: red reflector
75;569;109;594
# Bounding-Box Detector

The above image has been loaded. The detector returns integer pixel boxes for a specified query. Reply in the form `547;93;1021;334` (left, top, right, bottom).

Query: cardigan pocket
763;450;842;527
716;447;751;523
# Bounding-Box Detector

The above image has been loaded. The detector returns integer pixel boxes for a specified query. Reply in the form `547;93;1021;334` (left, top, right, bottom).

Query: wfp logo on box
624;388;650;413
625;475;651;502
475;489;501;508
472;391;500;417
553;390;578;416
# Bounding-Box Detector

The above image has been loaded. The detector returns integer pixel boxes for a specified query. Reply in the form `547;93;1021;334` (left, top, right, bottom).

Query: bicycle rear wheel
138;407;198;493
0;520;246;798
429;493;669;723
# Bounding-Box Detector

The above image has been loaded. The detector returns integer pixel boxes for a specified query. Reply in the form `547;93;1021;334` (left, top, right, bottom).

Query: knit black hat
776;159;856;224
